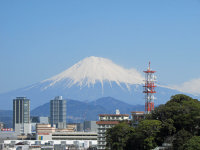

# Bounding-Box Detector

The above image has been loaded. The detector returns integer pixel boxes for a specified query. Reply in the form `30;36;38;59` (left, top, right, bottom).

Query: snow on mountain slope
0;56;190;110
41;56;144;90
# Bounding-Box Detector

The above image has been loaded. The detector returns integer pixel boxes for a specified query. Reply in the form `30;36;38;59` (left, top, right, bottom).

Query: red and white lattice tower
143;62;156;114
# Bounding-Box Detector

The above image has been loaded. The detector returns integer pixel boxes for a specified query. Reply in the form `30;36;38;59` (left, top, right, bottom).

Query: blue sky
0;0;200;94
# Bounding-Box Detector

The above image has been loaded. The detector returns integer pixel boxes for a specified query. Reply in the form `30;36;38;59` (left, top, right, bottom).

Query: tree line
106;94;200;150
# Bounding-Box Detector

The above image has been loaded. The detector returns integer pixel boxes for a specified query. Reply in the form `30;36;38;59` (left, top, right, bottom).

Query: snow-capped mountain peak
42;56;144;90
0;56;189;110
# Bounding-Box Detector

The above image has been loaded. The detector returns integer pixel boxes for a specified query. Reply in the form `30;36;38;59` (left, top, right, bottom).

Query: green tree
106;122;134;150
105;94;200;150
156;118;176;145
134;120;162;150
150;94;200;135
173;129;192;150
183;136;200;150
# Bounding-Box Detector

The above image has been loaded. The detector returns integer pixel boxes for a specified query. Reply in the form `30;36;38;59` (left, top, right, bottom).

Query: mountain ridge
0;56;193;109
31;96;145;122
0;96;145;127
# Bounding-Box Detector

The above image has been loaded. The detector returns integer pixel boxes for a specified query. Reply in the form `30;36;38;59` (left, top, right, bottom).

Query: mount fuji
0;56;185;109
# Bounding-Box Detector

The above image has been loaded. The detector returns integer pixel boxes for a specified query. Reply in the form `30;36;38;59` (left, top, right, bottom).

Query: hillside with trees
106;94;200;150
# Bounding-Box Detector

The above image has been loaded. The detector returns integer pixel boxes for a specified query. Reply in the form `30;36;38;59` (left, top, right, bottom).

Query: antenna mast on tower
143;62;156;114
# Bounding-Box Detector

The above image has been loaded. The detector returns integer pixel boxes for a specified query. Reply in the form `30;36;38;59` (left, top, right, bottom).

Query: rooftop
99;114;129;117
96;121;119;125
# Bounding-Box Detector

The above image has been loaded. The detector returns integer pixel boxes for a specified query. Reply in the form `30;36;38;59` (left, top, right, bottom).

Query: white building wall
15;124;22;135
36;133;52;140
4;140;97;149
24;123;31;135
15;123;31;135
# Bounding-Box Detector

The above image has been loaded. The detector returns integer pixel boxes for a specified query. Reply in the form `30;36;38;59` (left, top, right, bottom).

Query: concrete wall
15;123;31;135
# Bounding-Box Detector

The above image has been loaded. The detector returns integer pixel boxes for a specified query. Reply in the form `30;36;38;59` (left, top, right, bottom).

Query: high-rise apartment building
50;96;66;129
96;110;129;150
13;97;31;135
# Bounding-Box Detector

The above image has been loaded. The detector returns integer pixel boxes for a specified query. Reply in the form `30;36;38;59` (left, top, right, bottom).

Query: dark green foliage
106;94;200;150
150;94;200;135
183;136;200;150
134;120;162;150
157;118;176;145
106;122;135;150
173;129;192;150
106;120;162;150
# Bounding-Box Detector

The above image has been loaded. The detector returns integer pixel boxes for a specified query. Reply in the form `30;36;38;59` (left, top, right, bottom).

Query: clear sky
0;0;200;94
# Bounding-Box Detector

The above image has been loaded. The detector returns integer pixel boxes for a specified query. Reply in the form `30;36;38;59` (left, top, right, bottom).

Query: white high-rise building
96;110;129;150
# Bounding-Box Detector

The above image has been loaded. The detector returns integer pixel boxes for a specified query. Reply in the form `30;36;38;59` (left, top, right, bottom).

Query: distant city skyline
0;1;200;95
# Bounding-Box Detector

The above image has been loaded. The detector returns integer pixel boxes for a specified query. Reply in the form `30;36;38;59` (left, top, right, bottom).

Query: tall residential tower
50;96;66;129
13;97;31;135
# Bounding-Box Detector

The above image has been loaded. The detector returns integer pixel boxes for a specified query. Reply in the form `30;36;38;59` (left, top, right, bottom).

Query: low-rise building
36;131;97;141
52;132;97;141
3;139;97;150
36;124;55;140
77;123;84;132
31;117;50;133
36;124;56;134
0;131;17;142
84;121;98;132
66;124;77;132
131;111;145;126
36;123;97;142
